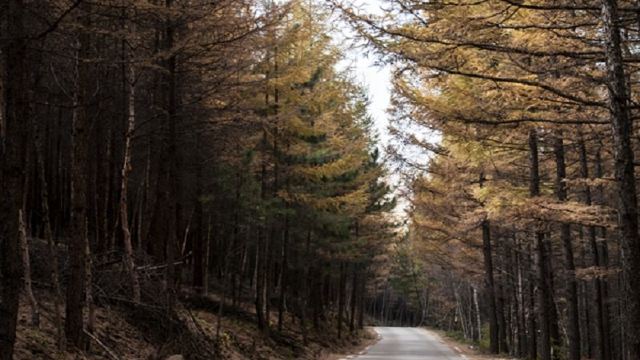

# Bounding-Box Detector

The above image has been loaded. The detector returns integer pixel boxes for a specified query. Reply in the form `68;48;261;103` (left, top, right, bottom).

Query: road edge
324;327;381;360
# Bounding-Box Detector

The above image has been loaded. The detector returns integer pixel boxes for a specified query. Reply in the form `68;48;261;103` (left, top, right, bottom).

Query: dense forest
3;0;640;360
343;1;640;360
0;1;395;359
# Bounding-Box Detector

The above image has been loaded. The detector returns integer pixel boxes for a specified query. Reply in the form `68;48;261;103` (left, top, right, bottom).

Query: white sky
334;0;393;150
332;0;418;218
330;0;440;220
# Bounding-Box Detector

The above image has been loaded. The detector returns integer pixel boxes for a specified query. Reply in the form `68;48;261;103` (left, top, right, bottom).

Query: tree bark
255;227;266;331
358;271;366;329
192;135;204;291
277;215;289;332
35;118;65;349
483;219;499;353
480;171;499;354
496;275;508;353
515;235;527;357
552;133;580;360
19;209;39;327
162;0;179;305
338;262;346;339
0;1;28;357
473;286;481;343
350;265;358;333
118;41;141;303
600;0;640;358
66;11;92;347
527;243;537;360
578;136;610;360
529;128;551;360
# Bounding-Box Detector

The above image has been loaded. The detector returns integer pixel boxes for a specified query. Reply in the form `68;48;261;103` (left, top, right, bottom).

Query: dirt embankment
14;289;371;360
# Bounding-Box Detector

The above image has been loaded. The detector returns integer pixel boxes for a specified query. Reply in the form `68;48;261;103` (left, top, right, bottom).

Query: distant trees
0;1;395;358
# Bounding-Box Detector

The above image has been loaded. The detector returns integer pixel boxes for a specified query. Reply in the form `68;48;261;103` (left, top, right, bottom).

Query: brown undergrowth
14;287;368;360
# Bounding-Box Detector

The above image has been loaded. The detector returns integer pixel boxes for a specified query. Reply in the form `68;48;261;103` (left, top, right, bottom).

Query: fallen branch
136;261;186;272
136;253;192;272
83;329;120;360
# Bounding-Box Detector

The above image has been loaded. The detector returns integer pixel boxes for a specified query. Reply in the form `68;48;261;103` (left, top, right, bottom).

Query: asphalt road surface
345;327;466;360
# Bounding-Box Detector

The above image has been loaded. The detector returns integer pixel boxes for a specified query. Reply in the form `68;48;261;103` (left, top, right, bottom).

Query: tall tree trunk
300;229;311;345
35;119;65;349
277;215;289;332
553;132;580;360
480;172;499;355
595;150;612;360
473;286;481;343
118;40;141;303
535;232;552;360
358;270;366;329
255;227;266;331
515;235;527;357
265;227;274;329
19;209;39;327
163;0;179;305
496;274;508;353
192;136;204;291
545;235;561;358
600;1;640;357
529;128;551;360
338;262;346;339
66;11;92;347
483;219;499;354
527;243;537;360
350;265;358;333
578;136;610;360
0;2;28;357
203;215;212;295
255;50;271;328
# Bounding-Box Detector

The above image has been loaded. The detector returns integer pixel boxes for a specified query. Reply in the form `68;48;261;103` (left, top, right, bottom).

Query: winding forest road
344;327;467;360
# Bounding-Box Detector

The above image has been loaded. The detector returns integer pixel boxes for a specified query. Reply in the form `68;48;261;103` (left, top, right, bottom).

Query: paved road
347;327;466;360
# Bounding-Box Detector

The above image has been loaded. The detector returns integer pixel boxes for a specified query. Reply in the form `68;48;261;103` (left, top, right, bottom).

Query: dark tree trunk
255;228;266;331
601;1;640;358
496;270;508;353
301;229;312;345
358;272;366;330
277;215;289;332
338;262;346;339
19;209;39;327
545;234;561;358
255;129;268;332
481;211;499;353
0;1;28;357
192;153;204;291
579;136;610;360
35;117;65;349
553;133;581;360
527;243;537;360
66;9;93;347
529;128;551;360
118;44;140;303
165;0;179;304
514;235;527;357
350;265;358;333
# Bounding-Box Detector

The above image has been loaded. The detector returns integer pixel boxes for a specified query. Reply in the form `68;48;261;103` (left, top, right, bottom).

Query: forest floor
13;287;370;360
